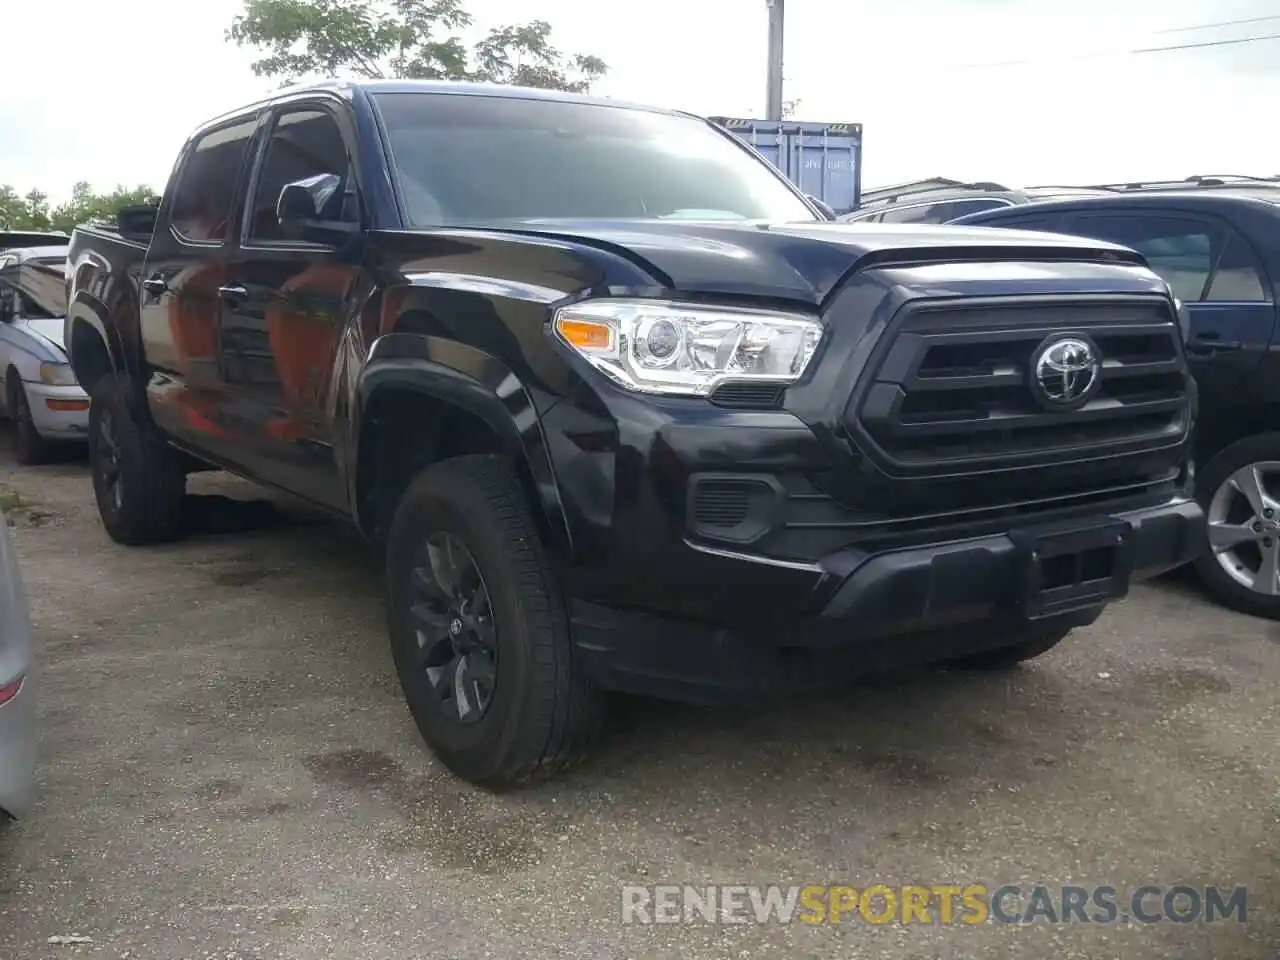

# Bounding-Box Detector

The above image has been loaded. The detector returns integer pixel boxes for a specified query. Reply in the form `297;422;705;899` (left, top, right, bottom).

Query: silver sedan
0;509;34;820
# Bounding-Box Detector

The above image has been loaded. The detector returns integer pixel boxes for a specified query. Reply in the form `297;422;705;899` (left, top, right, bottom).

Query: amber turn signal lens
555;317;613;352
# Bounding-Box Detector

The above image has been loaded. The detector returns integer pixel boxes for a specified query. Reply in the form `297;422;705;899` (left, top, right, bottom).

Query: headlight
38;362;77;386
553;299;822;396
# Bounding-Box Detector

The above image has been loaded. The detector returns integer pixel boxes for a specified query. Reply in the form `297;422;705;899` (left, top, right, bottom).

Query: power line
1132;31;1280;54
956;29;1280;70
1154;13;1280;34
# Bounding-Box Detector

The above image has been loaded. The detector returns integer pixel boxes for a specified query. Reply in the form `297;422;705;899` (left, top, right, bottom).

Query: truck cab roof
197;78;693;136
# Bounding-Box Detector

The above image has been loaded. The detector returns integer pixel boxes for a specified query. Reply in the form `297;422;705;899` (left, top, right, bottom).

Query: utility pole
765;0;785;120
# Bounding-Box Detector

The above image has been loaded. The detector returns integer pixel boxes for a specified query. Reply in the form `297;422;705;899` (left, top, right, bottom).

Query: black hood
492;219;1147;305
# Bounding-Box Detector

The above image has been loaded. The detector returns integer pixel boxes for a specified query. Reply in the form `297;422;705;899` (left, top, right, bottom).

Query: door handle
1187;337;1242;355
217;285;249;303
141;277;167;296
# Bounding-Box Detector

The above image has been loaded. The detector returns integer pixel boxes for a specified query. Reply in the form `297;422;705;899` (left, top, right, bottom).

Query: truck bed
64;216;155;376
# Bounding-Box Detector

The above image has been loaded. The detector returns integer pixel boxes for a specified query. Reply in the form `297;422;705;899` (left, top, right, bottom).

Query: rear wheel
7;375;53;466
944;625;1072;671
88;374;186;545
386;454;603;789
1192;433;1280;619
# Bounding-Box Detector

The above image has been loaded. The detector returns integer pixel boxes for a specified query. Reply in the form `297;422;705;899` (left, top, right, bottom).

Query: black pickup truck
65;80;1203;788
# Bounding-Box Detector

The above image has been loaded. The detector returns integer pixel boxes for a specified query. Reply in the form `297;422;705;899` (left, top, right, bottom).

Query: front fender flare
352;332;572;558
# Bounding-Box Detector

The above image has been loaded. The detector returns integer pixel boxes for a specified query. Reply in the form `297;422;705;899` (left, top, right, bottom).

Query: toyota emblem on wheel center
1030;335;1101;409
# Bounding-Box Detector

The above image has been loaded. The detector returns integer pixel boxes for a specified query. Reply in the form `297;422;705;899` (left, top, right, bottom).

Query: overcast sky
6;0;1280;201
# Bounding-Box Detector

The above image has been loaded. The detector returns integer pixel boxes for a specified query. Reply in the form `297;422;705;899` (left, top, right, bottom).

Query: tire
7;375;53;466
1191;432;1280;619
386;454;603;789
944;625;1072;671
88;374;186;546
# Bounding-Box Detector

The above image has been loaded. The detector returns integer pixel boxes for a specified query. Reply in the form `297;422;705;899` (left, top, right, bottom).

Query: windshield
372;92;817;227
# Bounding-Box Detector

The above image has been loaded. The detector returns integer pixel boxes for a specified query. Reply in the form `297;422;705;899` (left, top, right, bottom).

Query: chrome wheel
408;532;497;725
1206;461;1280;596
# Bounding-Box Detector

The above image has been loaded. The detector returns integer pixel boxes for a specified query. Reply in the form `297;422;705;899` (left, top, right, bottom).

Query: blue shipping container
711;118;863;214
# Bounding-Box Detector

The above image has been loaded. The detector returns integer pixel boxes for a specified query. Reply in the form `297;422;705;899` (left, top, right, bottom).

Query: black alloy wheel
94;406;125;515
409;532;499;725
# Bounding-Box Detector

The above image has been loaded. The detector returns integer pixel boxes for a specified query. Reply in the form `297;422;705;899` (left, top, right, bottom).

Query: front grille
849;296;1190;476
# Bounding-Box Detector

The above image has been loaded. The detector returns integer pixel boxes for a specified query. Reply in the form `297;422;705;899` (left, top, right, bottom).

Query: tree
48;183;159;235
227;0;607;92
0;187;52;233
0;182;158;234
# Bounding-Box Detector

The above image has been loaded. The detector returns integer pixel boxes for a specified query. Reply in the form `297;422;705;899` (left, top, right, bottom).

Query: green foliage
0;182;158;234
227;0;606;92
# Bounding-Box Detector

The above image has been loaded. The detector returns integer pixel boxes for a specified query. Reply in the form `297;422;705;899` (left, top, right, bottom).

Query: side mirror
277;174;358;243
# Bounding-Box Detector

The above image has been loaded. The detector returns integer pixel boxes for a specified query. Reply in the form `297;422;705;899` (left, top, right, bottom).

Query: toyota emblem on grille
1030;335;1100;410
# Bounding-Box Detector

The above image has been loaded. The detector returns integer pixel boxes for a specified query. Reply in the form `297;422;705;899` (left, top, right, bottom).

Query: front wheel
386;454;603;789
8;377;53;466
1192;432;1280;619
88;374;186;546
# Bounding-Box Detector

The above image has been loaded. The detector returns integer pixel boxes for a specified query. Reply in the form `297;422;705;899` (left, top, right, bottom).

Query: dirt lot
0;434;1276;960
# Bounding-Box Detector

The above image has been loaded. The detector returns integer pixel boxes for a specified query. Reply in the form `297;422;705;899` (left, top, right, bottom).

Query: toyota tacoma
64;81;1203;788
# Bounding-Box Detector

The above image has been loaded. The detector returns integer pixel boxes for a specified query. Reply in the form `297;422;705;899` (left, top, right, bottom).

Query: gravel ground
0;435;1276;960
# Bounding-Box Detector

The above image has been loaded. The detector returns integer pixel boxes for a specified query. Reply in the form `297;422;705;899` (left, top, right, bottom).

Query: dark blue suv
955;189;1280;619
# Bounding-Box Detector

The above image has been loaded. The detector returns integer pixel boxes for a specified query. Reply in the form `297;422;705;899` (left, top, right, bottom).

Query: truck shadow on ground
221;511;1242;839
11;432;1243;851
147;489;1244;803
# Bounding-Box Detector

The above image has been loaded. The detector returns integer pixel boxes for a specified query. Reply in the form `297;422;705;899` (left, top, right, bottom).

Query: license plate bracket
1012;519;1133;620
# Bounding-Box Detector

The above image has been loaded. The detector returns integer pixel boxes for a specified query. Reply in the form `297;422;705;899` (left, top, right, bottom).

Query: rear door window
1068;214;1218;302
969;212;1064;230
168;117;258;244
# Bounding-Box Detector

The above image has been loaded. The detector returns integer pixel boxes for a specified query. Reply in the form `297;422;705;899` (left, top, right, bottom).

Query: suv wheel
944;625;1071;670
7;375;53;466
1192;432;1280;619
88;374;186;545
386;454;603;789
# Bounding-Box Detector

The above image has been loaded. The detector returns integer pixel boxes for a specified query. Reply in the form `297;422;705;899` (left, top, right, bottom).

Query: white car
0;244;89;464
0;506;34;820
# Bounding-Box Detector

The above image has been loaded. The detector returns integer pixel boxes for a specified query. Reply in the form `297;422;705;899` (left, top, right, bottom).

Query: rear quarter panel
65;227;149;387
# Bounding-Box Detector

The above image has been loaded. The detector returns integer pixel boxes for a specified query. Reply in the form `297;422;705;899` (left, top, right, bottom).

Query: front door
217;102;365;511
1065;211;1277;413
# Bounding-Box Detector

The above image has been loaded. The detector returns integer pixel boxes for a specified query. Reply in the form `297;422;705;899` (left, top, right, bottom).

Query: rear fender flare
65;292;127;385
352;332;572;558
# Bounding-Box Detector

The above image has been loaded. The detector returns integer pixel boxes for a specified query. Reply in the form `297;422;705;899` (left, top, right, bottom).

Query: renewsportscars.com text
621;883;1248;926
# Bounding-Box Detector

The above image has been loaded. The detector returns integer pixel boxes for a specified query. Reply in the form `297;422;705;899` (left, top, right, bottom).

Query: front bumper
25;381;89;440
568;497;1204;703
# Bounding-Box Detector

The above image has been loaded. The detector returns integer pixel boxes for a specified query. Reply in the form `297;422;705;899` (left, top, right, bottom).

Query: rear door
1063;210;1274;410
138;113;262;459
